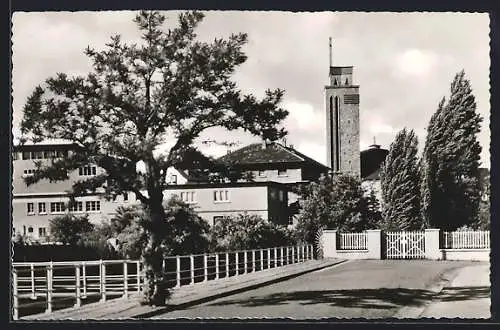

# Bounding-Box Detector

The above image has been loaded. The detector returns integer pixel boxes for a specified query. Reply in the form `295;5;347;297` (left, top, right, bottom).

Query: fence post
45;262;53;314
280;247;284;266
13;269;19;320
267;248;271;268
203;254;208;282
235;252;239;275
252;250;256;272
136;260;141;293
75;265;81;307
190;255;195;285
301;245;305;262
30;263;36;300
122;261;128;299
244;251;248;274
260;249;264;270
82;261;87;298
176;256;181;288
225;253;229;277
100;260;106;302
215;253;220;280
286;247;290;264
274;247;278;267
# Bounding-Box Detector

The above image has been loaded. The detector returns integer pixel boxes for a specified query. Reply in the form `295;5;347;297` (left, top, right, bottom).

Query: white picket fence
443;230;490;249
12;244;313;320
338;232;368;250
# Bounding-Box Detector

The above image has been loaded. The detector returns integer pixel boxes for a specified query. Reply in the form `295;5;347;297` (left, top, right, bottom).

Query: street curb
132;259;347;319
392;266;464;319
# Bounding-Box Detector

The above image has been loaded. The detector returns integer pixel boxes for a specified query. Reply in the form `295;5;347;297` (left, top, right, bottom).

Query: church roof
361;144;388;181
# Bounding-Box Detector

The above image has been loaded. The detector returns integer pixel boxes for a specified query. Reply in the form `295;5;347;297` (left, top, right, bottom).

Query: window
180;191;196;204
288;216;294;225
38;227;47;237
22;151;31;160
79;166;97;176
69;201;83;212
43;151;54;158
50;202;66;213
258;170;266;177
31;151;44;160
38;202;46;214
85;201;101;212
27;203;34;215
213;189;230;202
123;192;129;202
345;77;349;85
23;169;36;177
28;227;34;234
213;216;225;225
170;174;177;184
278;169;287;176
279;190;284;202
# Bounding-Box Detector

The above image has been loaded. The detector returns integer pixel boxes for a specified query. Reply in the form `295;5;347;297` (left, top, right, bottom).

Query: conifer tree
19;11;288;305
421;70;482;230
380;128;422;230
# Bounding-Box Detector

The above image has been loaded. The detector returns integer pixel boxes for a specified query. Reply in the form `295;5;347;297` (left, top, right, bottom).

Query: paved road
151;259;479;319
420;263;490;319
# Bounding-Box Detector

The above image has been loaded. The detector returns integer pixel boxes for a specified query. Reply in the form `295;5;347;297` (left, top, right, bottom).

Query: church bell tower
325;38;361;177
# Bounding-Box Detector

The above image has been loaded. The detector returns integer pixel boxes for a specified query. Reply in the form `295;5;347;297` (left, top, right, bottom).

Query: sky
11;11;491;168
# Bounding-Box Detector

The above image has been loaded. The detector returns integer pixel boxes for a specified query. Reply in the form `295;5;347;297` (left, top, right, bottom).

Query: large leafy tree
295;173;375;245
108;197;211;260
48;214;94;246
19;11;288;305
379;128;423;230
421;70;483;230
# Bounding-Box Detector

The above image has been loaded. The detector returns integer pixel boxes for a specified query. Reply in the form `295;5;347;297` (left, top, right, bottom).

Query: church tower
325;38;361;177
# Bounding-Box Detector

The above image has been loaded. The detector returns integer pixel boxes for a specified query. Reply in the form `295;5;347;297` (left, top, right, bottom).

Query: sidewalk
21;258;345;320
419;262;491;319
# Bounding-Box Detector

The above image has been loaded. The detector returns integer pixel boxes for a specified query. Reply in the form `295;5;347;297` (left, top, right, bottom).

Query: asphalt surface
150;259;478;319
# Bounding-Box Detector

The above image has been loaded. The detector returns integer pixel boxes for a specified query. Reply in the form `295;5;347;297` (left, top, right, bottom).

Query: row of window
27;201;101;215
257;169;288;177
15;150;69;160
21;166;97;178
13;225;48;237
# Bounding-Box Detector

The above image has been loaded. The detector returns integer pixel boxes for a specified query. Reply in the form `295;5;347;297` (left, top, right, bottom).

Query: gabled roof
218;142;329;169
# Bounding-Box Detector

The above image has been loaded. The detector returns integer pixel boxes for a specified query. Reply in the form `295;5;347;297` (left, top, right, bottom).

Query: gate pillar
366;229;383;259
425;229;442;260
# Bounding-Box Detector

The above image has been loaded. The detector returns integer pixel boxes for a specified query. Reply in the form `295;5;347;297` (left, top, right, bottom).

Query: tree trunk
140;197;170;306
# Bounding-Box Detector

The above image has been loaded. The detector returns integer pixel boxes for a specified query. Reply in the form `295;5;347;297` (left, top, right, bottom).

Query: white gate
385;231;425;259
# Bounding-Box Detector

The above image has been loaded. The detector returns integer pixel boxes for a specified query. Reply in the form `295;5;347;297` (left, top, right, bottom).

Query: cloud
284;101;324;132
394;49;439;77
295;141;327;166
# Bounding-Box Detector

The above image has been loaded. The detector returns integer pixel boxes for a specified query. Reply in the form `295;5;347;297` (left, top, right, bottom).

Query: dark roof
218;142;328;169
360;145;389;180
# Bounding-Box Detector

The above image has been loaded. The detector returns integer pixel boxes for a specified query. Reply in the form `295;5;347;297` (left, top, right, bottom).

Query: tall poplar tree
421;70;482;230
379;128;422;230
19;11;288;305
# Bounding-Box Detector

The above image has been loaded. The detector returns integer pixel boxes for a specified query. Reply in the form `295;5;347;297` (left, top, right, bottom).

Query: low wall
441;249;490;261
